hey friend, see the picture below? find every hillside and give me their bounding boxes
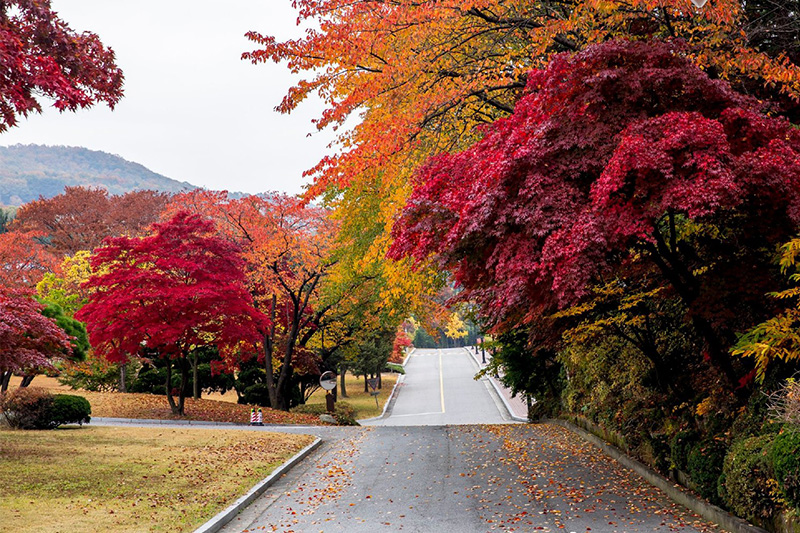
[0,145,197,206]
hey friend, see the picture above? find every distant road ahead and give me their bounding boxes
[363,347,514,426]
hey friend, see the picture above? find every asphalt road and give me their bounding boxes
[363,348,513,426]
[217,348,720,533]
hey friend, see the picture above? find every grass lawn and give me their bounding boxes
[305,372,399,419]
[0,426,314,532]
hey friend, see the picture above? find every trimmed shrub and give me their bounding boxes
[50,394,91,426]
[770,429,800,511]
[385,363,405,374]
[334,402,359,426]
[719,435,778,522]
[687,439,727,503]
[1,387,54,429]
[291,403,327,416]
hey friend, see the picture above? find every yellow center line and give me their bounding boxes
[439,351,446,413]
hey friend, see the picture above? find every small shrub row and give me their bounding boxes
[290,401,359,425]
[384,363,405,374]
[1,388,91,429]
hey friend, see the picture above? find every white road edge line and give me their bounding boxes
[439,351,446,413]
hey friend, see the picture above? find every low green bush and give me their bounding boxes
[670,429,699,472]
[687,439,727,504]
[719,435,778,522]
[334,402,359,426]
[50,394,91,427]
[0,387,54,429]
[770,428,800,511]
[385,363,405,374]
[291,403,327,416]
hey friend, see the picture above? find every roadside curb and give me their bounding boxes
[461,347,528,423]
[92,417,245,427]
[357,373,405,423]
[547,418,768,533]
[193,437,323,533]
[401,347,416,367]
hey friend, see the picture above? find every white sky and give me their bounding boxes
[0,1,341,195]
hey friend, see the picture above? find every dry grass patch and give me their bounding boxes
[306,372,399,419]
[0,426,314,532]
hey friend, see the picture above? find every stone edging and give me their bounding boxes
[193,437,323,533]
[546,418,768,533]
[461,347,528,423]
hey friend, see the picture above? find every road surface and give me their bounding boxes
[217,348,719,533]
[363,347,513,426]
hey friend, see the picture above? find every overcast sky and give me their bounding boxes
[0,1,341,195]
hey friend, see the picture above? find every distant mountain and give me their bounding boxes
[0,144,198,206]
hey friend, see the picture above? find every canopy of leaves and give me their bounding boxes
[0,287,72,375]
[0,0,123,132]
[391,39,800,321]
[13,187,169,256]
[76,212,266,363]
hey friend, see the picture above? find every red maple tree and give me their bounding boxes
[0,287,72,392]
[390,40,800,390]
[0,0,123,132]
[76,212,266,415]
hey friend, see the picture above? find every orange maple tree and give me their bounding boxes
[0,230,57,289]
[247,0,800,199]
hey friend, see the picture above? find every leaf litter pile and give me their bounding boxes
[75,389,321,425]
[0,426,314,532]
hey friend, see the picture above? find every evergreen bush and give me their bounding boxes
[687,439,727,504]
[770,429,800,511]
[719,435,778,522]
[50,394,91,427]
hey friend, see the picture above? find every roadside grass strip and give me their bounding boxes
[304,372,398,419]
[0,426,314,532]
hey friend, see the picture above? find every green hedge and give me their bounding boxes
[771,429,800,511]
[687,439,727,504]
[719,435,778,523]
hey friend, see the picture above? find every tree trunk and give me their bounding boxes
[20,375,35,387]
[119,363,127,393]
[339,364,348,398]
[1,371,11,392]
[377,371,382,390]
[178,358,188,416]
[364,374,369,393]
[165,360,179,415]
[192,352,199,400]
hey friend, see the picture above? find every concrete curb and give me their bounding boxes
[193,437,323,533]
[547,419,768,533]
[92,417,245,427]
[357,373,405,423]
[401,347,416,367]
[461,347,528,423]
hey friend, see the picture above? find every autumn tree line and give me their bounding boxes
[1,186,417,415]
[5,0,800,526]
[247,0,800,527]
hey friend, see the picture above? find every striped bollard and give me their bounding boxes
[250,408,256,425]
[257,408,263,426]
